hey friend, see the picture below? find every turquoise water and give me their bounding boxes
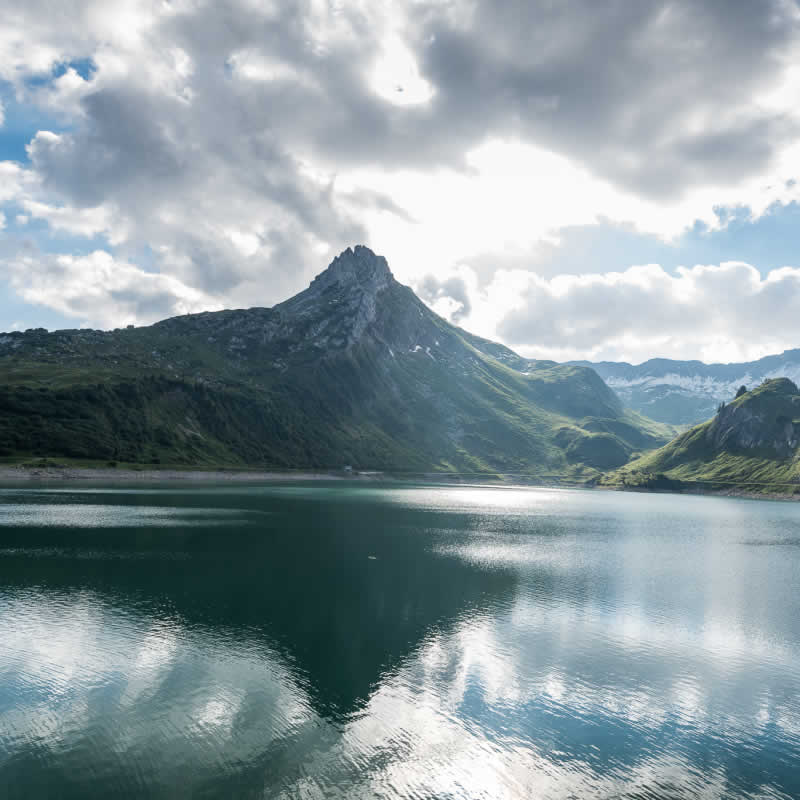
[0,483,799,798]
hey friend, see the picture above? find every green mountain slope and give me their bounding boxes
[605,378,800,493]
[0,246,674,476]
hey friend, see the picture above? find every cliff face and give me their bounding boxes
[276,245,395,347]
[706,379,800,458]
[609,378,800,494]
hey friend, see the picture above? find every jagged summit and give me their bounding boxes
[309,245,393,294]
[276,245,399,347]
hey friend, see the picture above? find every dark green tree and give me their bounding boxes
[735,385,747,398]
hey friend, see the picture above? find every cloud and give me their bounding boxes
[487,261,800,363]
[2,1,379,303]
[417,273,472,322]
[6,2,797,196]
[3,0,800,361]
[7,249,221,328]
[21,197,122,241]
[0,162,28,203]
[411,0,800,199]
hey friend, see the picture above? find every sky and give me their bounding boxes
[3,0,800,364]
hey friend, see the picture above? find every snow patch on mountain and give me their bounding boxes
[606,364,800,398]
[578,351,800,425]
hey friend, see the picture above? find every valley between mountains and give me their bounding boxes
[1,245,799,494]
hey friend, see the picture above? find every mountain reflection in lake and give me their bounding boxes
[0,484,798,799]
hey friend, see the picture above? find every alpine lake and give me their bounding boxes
[0,481,798,799]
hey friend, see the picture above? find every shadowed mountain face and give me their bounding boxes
[609,378,800,492]
[574,352,800,426]
[0,246,673,475]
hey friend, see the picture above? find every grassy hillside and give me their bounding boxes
[603,378,800,494]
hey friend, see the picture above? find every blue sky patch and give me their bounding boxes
[532,203,800,278]
[23,58,96,89]
[0,83,73,163]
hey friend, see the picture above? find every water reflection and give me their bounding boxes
[0,485,799,798]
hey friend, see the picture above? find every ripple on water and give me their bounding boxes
[0,503,261,527]
[0,485,799,799]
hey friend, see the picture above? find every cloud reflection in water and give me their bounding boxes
[0,485,798,799]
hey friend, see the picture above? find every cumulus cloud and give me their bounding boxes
[0,162,28,203]
[417,274,472,322]
[412,0,800,199]
[21,197,122,241]
[7,249,221,328]
[3,0,800,361]
[487,261,800,363]
[7,1,796,194]
[2,1,381,304]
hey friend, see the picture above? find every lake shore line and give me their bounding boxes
[2,465,798,501]
[0,464,585,486]
[599,483,800,502]
[0,465,357,483]
[684,486,800,502]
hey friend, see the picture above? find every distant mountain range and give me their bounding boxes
[607,378,800,495]
[0,246,673,477]
[572,352,800,426]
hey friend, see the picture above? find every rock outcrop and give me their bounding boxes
[706,378,800,457]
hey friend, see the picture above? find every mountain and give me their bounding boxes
[0,246,674,477]
[572,352,800,426]
[605,378,800,494]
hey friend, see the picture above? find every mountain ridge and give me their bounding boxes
[572,350,800,425]
[0,246,673,476]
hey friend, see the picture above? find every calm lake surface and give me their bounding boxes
[0,483,799,799]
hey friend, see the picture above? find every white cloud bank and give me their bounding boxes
[467,261,800,364]
[3,1,800,361]
[7,250,221,329]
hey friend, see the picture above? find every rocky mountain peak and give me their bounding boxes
[273,245,399,349]
[309,245,393,295]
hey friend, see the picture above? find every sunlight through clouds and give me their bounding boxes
[3,0,800,359]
